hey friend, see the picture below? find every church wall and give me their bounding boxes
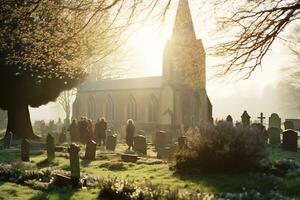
[75,88,160,125]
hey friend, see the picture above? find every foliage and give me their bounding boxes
[174,122,268,173]
[213,0,300,79]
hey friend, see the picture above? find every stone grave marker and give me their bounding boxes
[133,135,147,155]
[284,121,294,130]
[3,132,13,149]
[84,140,97,160]
[106,135,117,151]
[68,143,80,187]
[226,115,233,124]
[241,111,251,128]
[269,113,281,129]
[268,127,281,146]
[21,139,30,162]
[47,134,55,161]
[282,130,298,151]
[155,131,169,149]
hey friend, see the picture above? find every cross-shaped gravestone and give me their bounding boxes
[257,112,266,125]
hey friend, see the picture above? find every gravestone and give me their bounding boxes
[3,132,13,149]
[133,135,147,155]
[268,127,281,146]
[226,115,233,125]
[106,135,117,151]
[178,136,187,148]
[21,139,30,162]
[257,112,266,125]
[284,121,294,130]
[84,140,97,160]
[241,111,251,128]
[68,143,81,187]
[155,131,169,149]
[47,134,55,161]
[282,130,298,151]
[269,113,281,129]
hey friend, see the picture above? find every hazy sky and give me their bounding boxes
[30,0,299,123]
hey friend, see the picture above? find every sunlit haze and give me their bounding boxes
[30,0,299,123]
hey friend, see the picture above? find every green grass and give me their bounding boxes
[0,143,299,199]
[0,182,99,200]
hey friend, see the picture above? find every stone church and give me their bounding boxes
[73,0,213,132]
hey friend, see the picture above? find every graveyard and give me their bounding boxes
[0,111,300,200]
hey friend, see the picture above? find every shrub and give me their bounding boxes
[173,122,268,173]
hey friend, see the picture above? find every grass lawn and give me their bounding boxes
[0,142,299,199]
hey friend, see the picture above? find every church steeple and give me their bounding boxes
[171,0,196,41]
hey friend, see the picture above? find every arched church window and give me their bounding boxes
[88,96,97,120]
[105,96,114,120]
[148,95,159,122]
[127,96,137,120]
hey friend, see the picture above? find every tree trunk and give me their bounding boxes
[6,104,39,139]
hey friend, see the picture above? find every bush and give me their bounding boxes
[174,122,268,173]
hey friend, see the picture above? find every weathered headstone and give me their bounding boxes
[155,131,169,149]
[282,130,298,151]
[21,139,30,162]
[284,121,294,130]
[68,143,80,187]
[268,127,281,146]
[133,135,147,155]
[269,113,281,129]
[257,112,266,125]
[84,140,97,160]
[241,111,251,128]
[3,132,13,149]
[178,136,187,148]
[47,134,55,161]
[106,135,117,151]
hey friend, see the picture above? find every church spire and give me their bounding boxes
[171,0,196,41]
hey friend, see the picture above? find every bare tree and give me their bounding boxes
[212,0,300,79]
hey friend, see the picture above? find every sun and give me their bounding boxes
[126,24,169,77]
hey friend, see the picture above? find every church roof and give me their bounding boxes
[171,0,196,41]
[78,76,163,92]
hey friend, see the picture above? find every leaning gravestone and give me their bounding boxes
[21,139,30,162]
[268,127,281,146]
[134,135,147,155]
[241,111,251,128]
[282,130,298,151]
[3,132,13,149]
[106,135,117,151]
[68,143,80,187]
[155,131,169,149]
[47,134,55,161]
[269,113,281,130]
[84,140,97,160]
[284,121,294,130]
